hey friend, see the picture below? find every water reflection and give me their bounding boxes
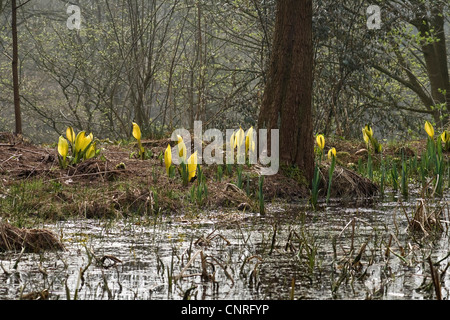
[0,196,449,300]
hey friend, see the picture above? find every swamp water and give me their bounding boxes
[1,193,450,300]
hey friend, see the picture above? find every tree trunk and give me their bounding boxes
[410,4,450,128]
[420,16,449,127]
[189,69,194,129]
[11,0,22,135]
[196,1,206,123]
[258,0,314,183]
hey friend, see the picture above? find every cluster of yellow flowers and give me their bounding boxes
[425,120,450,151]
[230,126,255,156]
[58,121,258,185]
[57,127,98,168]
[316,134,336,160]
[59,120,444,179]
[164,135,198,183]
[425,120,449,142]
[316,123,380,163]
[362,124,382,154]
[163,126,255,184]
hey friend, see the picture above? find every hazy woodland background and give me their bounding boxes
[0,0,449,143]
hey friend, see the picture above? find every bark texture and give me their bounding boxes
[258,0,314,182]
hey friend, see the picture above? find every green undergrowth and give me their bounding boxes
[348,140,450,199]
[0,161,280,227]
[0,178,184,228]
[3,136,445,228]
[280,164,309,187]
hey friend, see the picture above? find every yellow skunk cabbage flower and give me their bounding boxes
[230,131,237,149]
[132,122,145,158]
[362,128,369,145]
[316,134,325,151]
[441,130,450,151]
[84,133,93,151]
[177,135,187,162]
[364,125,373,139]
[85,141,96,160]
[66,126,75,145]
[132,122,141,141]
[245,126,255,154]
[84,142,96,159]
[75,131,90,153]
[362,124,382,154]
[328,147,336,160]
[424,121,434,138]
[164,144,172,174]
[235,127,245,150]
[187,151,198,182]
[58,136,69,161]
[74,131,95,160]
[441,130,450,143]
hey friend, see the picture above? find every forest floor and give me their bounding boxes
[0,131,429,225]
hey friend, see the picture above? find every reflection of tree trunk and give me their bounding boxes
[12,0,22,135]
[258,0,314,183]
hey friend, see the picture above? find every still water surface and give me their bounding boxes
[1,195,449,300]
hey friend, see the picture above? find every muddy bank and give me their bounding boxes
[0,221,64,252]
[0,132,380,224]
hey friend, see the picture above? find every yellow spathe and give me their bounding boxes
[441,130,450,143]
[235,127,245,150]
[246,126,255,154]
[164,144,172,174]
[316,134,325,150]
[364,125,373,139]
[187,151,198,182]
[132,122,141,141]
[230,131,237,149]
[425,121,434,138]
[66,127,75,145]
[328,147,336,160]
[362,128,369,144]
[58,136,69,160]
[177,135,187,161]
[75,131,89,153]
